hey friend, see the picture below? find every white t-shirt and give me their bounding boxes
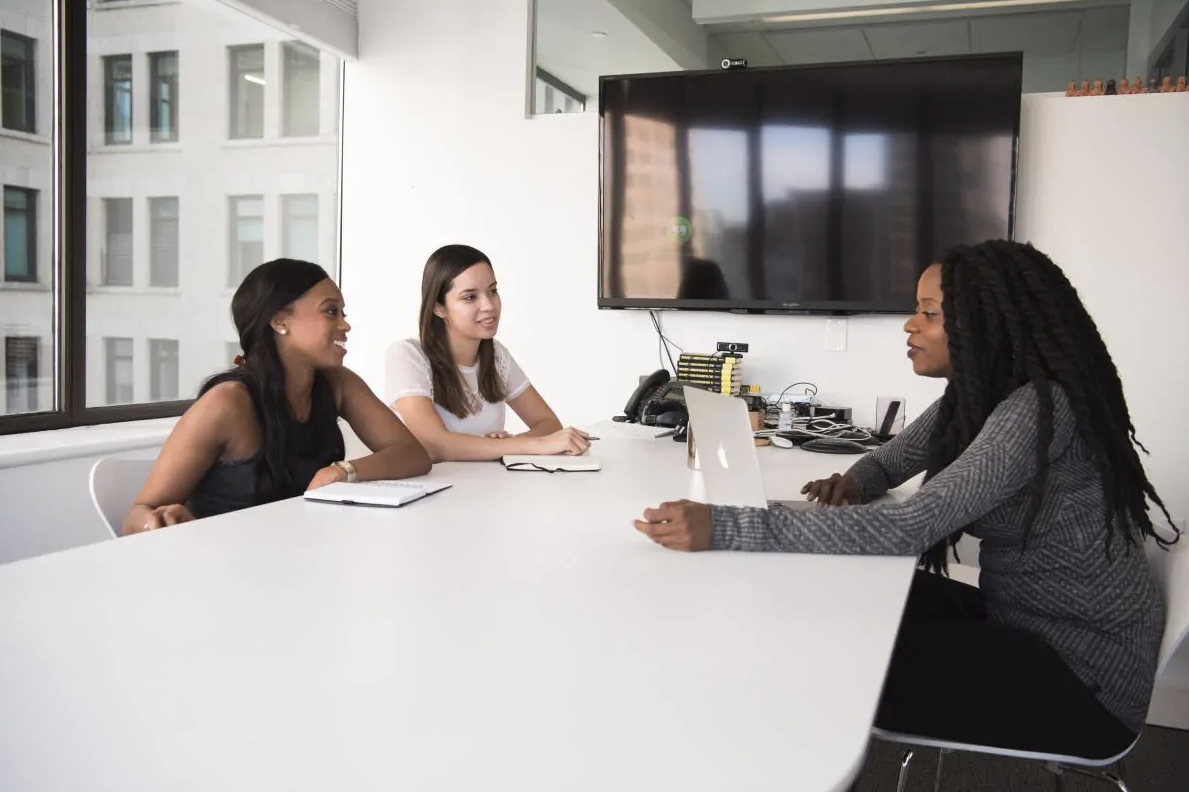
[387,338,531,437]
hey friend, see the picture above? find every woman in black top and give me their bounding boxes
[123,259,431,533]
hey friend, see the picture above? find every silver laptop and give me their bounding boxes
[682,386,816,511]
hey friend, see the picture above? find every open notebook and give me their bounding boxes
[501,454,601,473]
[303,478,452,508]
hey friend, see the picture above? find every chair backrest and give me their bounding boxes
[88,458,156,538]
[1148,530,1189,675]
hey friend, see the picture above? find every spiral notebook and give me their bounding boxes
[500,455,601,473]
[303,478,452,507]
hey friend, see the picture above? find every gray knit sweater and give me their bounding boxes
[710,383,1164,732]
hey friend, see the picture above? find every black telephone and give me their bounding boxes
[619,369,688,428]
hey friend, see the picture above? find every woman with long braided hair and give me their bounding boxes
[634,239,1179,757]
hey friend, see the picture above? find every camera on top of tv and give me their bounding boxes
[720,58,747,71]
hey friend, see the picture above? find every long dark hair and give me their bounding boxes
[418,244,506,418]
[920,240,1177,575]
[199,258,344,504]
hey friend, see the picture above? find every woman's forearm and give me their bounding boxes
[519,416,562,438]
[421,431,545,462]
[351,438,432,480]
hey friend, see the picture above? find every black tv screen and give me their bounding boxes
[598,54,1022,314]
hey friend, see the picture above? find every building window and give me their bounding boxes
[104,54,132,145]
[3,186,37,283]
[1,30,36,134]
[149,51,178,143]
[282,41,319,137]
[105,337,134,405]
[228,195,263,285]
[229,44,264,139]
[282,194,318,263]
[149,196,179,287]
[102,197,133,286]
[149,339,179,402]
[4,337,39,414]
[535,68,585,114]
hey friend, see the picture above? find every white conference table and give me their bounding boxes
[0,438,919,792]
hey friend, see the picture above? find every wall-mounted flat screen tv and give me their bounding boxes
[598,53,1023,314]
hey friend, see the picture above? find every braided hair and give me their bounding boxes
[920,240,1178,575]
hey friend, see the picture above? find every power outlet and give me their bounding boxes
[825,318,848,352]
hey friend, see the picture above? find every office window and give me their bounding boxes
[149,51,178,143]
[149,197,179,287]
[1,30,36,133]
[229,195,263,285]
[534,68,585,115]
[105,337,134,405]
[104,54,132,144]
[149,339,179,402]
[4,337,39,415]
[282,194,318,263]
[229,45,264,139]
[3,186,37,283]
[282,42,319,137]
[102,197,133,286]
[0,1,345,429]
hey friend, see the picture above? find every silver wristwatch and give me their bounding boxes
[331,460,357,483]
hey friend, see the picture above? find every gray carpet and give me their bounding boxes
[850,726,1189,791]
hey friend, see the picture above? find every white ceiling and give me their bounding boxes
[708,6,1130,65]
[536,0,683,99]
[534,0,1132,101]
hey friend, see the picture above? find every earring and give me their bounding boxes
[278,328,288,336]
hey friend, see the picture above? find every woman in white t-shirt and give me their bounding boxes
[387,244,590,462]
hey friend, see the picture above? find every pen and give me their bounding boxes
[587,436,600,441]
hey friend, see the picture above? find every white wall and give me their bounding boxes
[0,446,159,565]
[342,0,943,436]
[1014,92,1189,528]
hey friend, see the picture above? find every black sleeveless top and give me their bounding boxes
[186,373,345,519]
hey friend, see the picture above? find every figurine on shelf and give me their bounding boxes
[1160,76,1174,92]
[1149,78,1160,93]
[1176,76,1187,92]
[1090,79,1104,96]
[1080,80,1091,96]
[1105,79,1118,95]
[1065,80,1078,97]
[1118,78,1132,94]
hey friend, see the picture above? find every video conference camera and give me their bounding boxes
[720,58,748,71]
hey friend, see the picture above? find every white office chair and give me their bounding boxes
[88,458,156,538]
[875,534,1189,792]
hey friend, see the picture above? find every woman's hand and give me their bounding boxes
[307,464,348,491]
[531,427,591,456]
[132,504,196,533]
[633,500,713,551]
[801,473,860,507]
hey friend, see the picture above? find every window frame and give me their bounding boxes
[148,195,179,288]
[3,185,38,283]
[103,52,132,145]
[148,50,178,143]
[228,43,264,140]
[1,29,37,134]
[4,336,40,414]
[281,41,320,138]
[101,196,133,286]
[0,3,345,437]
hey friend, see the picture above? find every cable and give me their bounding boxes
[648,310,679,373]
[774,381,818,404]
